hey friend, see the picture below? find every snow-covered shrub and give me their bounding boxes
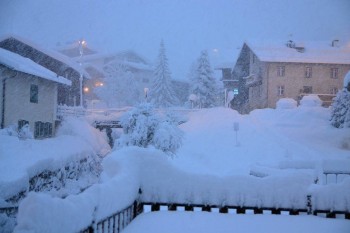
[276,98,297,109]
[299,95,322,107]
[117,104,183,154]
[330,88,350,128]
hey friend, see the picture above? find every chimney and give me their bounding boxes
[331,39,339,47]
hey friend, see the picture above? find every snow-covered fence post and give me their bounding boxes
[307,195,312,215]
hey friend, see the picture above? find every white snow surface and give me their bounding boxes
[11,106,350,232]
[0,118,110,200]
[300,95,323,107]
[0,47,71,85]
[123,212,350,233]
[276,98,297,109]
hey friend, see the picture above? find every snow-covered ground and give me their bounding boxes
[123,211,350,233]
[174,105,350,179]
[2,101,350,233]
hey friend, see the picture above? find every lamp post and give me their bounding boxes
[78,39,86,107]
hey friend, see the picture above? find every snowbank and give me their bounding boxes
[299,95,322,107]
[15,148,140,233]
[0,118,110,201]
[14,141,350,232]
[276,98,297,109]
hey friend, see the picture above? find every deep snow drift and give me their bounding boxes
[3,102,350,233]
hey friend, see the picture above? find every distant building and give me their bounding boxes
[0,48,71,138]
[230,40,350,113]
[56,44,154,108]
[0,35,90,107]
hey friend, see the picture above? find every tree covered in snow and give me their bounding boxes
[330,88,350,128]
[149,41,179,108]
[95,63,141,108]
[117,103,183,155]
[189,50,219,108]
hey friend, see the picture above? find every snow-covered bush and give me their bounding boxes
[299,95,322,107]
[330,88,350,128]
[276,98,297,109]
[117,104,183,154]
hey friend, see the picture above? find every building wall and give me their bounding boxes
[266,62,350,108]
[246,49,269,110]
[1,70,57,135]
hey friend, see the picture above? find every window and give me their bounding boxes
[330,87,338,95]
[277,66,285,77]
[303,86,313,94]
[30,84,38,103]
[18,120,29,131]
[305,66,312,78]
[35,121,52,138]
[331,68,339,79]
[277,85,285,96]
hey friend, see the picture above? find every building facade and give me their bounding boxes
[0,48,71,138]
[230,41,350,112]
[0,35,89,107]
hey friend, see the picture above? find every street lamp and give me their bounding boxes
[78,39,86,107]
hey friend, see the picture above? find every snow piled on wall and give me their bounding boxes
[0,117,110,201]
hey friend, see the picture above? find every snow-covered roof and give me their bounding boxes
[0,48,71,85]
[246,41,350,65]
[0,34,91,79]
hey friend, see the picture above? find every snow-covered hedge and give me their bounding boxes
[14,147,350,232]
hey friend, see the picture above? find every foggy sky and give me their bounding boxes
[0,0,349,80]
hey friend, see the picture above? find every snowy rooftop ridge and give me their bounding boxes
[246,40,350,65]
[0,48,71,85]
[0,34,91,79]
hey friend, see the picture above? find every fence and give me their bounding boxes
[78,193,350,233]
[80,201,142,233]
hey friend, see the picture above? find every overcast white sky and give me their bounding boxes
[0,0,349,80]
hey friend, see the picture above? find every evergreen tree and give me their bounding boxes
[149,41,179,108]
[330,88,350,128]
[190,50,218,108]
[95,63,141,107]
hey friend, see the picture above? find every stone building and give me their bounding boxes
[229,40,350,113]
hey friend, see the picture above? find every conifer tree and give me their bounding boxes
[190,50,218,108]
[330,88,350,128]
[149,41,179,107]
